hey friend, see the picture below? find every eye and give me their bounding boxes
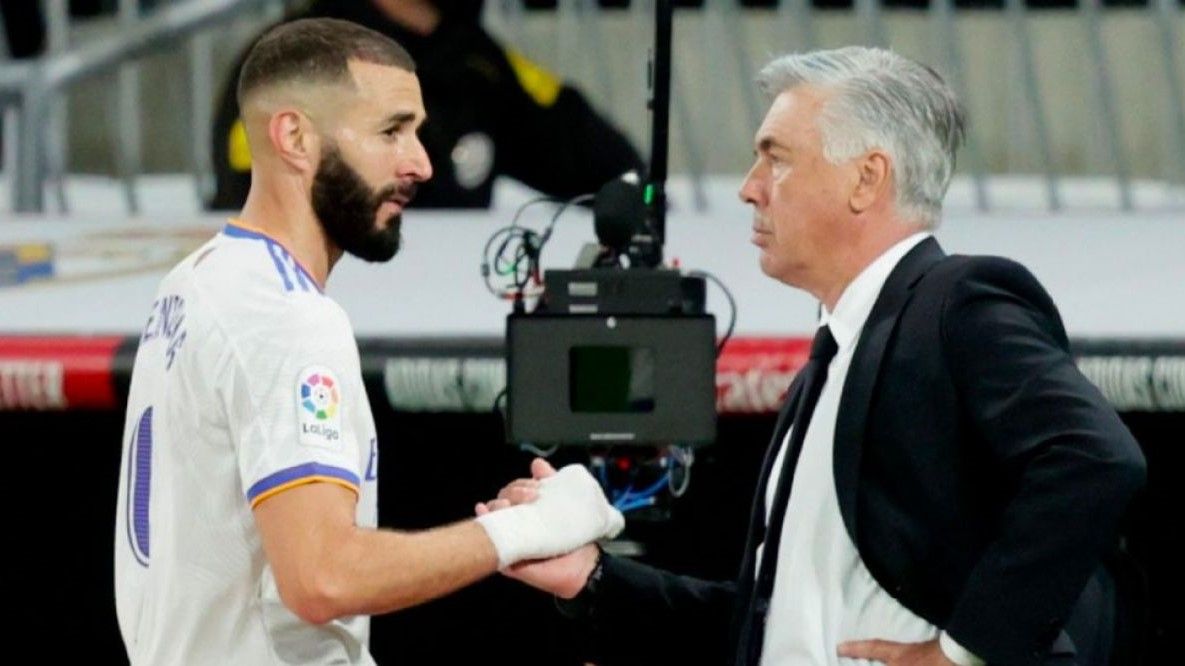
[382,121,410,139]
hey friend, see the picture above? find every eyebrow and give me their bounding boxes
[753,136,791,159]
[382,111,419,129]
[756,136,788,154]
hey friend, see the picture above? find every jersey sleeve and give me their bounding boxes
[220,300,365,509]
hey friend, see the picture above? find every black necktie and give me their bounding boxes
[736,324,839,666]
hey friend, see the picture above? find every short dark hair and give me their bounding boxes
[237,17,416,107]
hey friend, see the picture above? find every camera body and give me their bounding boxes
[506,268,718,447]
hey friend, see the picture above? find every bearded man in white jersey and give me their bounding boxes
[113,18,622,665]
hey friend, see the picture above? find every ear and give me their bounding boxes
[267,108,320,174]
[849,149,891,214]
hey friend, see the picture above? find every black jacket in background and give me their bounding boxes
[208,0,644,210]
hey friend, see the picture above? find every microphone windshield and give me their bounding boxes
[594,179,646,254]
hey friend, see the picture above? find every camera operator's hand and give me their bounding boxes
[475,459,623,567]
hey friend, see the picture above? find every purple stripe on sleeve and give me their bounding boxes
[246,462,361,503]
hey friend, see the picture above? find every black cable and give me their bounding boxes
[524,193,595,290]
[481,226,526,295]
[492,387,512,443]
[509,196,562,230]
[514,230,542,292]
[481,193,595,301]
[541,193,595,249]
[482,195,557,298]
[687,269,737,356]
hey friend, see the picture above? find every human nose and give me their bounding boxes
[400,135,433,183]
[739,160,765,207]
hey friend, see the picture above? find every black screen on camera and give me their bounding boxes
[569,345,656,413]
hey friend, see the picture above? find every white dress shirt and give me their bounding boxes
[756,232,983,666]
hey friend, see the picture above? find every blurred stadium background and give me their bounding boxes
[1,0,1182,664]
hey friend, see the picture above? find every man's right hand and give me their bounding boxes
[474,458,623,568]
[476,458,602,598]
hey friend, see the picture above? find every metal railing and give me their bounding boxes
[2,0,1183,214]
[0,0,283,213]
[484,0,1185,212]
[1157,0,1185,187]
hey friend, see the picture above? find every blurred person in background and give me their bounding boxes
[209,0,644,210]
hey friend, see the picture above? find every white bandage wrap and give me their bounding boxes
[476,464,625,568]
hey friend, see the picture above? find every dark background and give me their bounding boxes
[11,381,1179,664]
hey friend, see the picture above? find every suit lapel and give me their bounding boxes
[833,237,947,541]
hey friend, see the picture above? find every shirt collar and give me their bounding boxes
[222,218,325,293]
[820,232,932,350]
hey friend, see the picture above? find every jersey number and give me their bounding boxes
[125,407,153,567]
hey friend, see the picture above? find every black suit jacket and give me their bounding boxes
[567,239,1146,666]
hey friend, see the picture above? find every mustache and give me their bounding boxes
[374,182,419,209]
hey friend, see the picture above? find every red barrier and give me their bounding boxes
[2,335,1180,414]
[0,336,124,410]
[716,337,811,413]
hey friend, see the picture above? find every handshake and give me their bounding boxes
[474,459,622,597]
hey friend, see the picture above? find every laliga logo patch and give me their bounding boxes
[301,373,339,420]
[297,366,342,449]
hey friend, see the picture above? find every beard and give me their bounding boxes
[311,145,416,263]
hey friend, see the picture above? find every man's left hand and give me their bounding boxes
[837,638,956,665]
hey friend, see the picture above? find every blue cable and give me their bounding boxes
[625,473,670,502]
[612,486,634,507]
[613,472,671,509]
[617,496,657,513]
[606,456,674,510]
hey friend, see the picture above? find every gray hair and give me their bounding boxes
[756,47,965,229]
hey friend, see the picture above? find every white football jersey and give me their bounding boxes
[114,221,380,665]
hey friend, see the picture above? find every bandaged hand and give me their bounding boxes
[475,461,624,568]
